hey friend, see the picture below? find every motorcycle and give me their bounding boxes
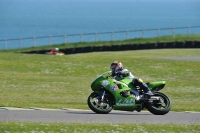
[87,71,171,115]
[46,51,65,56]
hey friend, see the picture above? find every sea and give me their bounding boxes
[0,0,200,49]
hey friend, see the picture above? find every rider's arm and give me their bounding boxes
[120,69,131,77]
[112,69,132,77]
[111,71,117,77]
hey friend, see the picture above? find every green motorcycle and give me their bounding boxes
[87,71,171,115]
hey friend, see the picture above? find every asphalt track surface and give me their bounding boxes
[0,108,200,124]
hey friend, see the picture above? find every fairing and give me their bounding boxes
[90,71,166,111]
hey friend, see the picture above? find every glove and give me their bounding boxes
[122,71,129,77]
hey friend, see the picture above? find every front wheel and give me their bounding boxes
[145,92,171,115]
[87,92,113,114]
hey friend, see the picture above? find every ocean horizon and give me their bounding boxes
[0,0,200,49]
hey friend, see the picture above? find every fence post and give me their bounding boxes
[49,36,52,46]
[126,30,129,40]
[95,33,98,42]
[4,39,7,50]
[188,26,190,37]
[19,38,22,48]
[157,28,160,42]
[172,28,175,38]
[157,28,160,38]
[64,34,67,45]
[33,37,36,47]
[80,34,82,42]
[111,32,114,41]
[142,29,145,38]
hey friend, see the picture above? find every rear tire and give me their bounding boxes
[87,92,113,114]
[145,92,171,115]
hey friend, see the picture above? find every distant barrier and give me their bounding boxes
[23,41,200,55]
[0,26,200,50]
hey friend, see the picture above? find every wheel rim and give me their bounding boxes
[89,94,112,111]
[150,93,170,110]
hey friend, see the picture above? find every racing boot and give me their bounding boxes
[144,90,153,95]
[133,78,153,96]
[143,84,153,96]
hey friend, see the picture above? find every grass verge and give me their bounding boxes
[0,122,200,133]
[0,48,200,111]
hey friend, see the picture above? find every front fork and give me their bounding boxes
[98,91,105,101]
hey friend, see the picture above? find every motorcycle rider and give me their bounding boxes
[49,48,59,55]
[110,61,153,95]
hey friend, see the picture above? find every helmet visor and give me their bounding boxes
[110,64,117,72]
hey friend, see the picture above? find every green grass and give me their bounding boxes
[0,49,200,111]
[0,122,200,133]
[1,37,200,132]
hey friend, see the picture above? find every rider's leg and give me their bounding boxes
[132,78,153,95]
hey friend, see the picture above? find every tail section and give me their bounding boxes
[146,81,166,92]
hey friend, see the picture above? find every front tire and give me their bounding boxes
[87,92,113,114]
[145,92,171,115]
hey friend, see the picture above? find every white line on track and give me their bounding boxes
[0,107,200,113]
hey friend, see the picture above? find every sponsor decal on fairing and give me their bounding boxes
[110,86,119,91]
[116,99,135,106]
[101,80,109,87]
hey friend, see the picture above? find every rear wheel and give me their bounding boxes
[87,92,113,114]
[145,92,171,115]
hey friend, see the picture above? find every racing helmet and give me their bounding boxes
[110,61,123,73]
[55,48,59,51]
